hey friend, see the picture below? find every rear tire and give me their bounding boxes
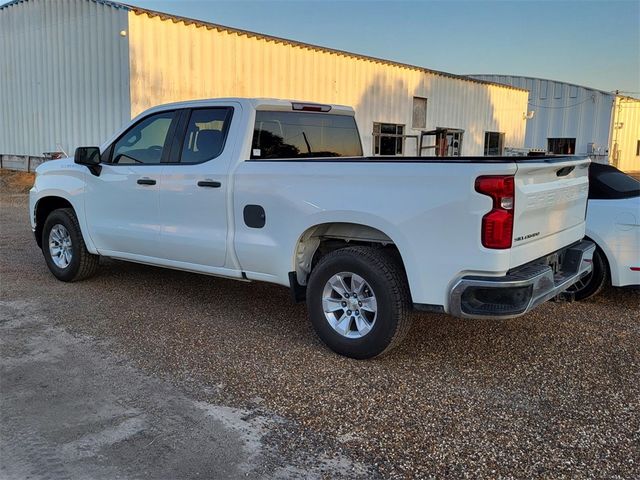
[42,208,99,282]
[566,246,608,301]
[306,246,411,359]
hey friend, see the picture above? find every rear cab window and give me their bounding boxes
[251,111,363,159]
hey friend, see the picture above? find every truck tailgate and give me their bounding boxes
[511,157,590,264]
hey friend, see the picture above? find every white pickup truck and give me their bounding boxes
[30,98,594,358]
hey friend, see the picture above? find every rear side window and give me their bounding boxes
[251,111,363,159]
[180,108,233,164]
[589,163,640,199]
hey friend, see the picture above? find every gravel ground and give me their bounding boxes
[2,182,639,479]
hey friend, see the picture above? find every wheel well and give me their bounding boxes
[293,223,405,287]
[585,236,610,279]
[34,197,74,248]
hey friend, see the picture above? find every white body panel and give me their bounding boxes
[28,160,97,253]
[30,98,590,312]
[510,158,590,266]
[586,198,640,287]
[84,163,164,258]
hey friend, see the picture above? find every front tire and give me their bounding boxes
[566,246,608,301]
[306,246,411,359]
[42,208,99,282]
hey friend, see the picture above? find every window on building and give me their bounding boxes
[412,97,427,129]
[547,138,576,155]
[636,139,640,156]
[180,108,233,163]
[373,123,404,155]
[484,132,505,156]
[251,111,363,159]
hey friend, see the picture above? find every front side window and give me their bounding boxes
[373,122,404,156]
[180,108,233,163]
[112,111,175,164]
[251,111,363,159]
[547,138,576,155]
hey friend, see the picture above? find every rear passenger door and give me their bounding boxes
[158,105,238,268]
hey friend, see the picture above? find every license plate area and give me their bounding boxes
[546,252,561,275]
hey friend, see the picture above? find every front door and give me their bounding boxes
[84,110,178,258]
[158,105,237,268]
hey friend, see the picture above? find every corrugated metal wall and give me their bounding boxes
[471,75,615,158]
[0,0,130,157]
[0,1,528,158]
[128,11,527,156]
[612,96,640,172]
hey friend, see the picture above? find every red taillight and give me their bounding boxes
[475,175,515,249]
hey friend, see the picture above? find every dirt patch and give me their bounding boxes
[0,169,35,194]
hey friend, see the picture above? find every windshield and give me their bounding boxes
[589,163,640,199]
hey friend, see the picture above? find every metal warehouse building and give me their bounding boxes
[0,0,529,159]
[471,75,640,172]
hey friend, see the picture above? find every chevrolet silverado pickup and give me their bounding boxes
[30,98,594,358]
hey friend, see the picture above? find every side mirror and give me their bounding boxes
[74,146,101,176]
[74,146,100,166]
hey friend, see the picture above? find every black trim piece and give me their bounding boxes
[556,166,575,177]
[137,178,156,185]
[243,205,266,228]
[246,155,590,164]
[288,271,307,303]
[100,145,113,164]
[413,303,445,313]
[165,109,190,163]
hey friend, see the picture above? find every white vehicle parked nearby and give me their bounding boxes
[567,163,640,300]
[30,98,595,358]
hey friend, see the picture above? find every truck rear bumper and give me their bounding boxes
[448,240,595,319]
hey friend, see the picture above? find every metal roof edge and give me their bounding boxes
[125,6,527,92]
[465,73,625,98]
